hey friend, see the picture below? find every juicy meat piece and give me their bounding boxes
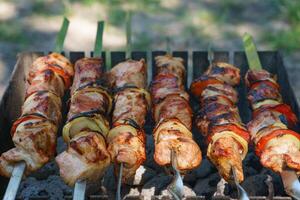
[248,82,282,106]
[28,53,74,88]
[153,94,192,130]
[245,69,278,88]
[205,62,240,86]
[71,57,104,95]
[26,69,65,98]
[153,119,202,171]
[201,84,238,104]
[247,110,287,142]
[260,133,300,174]
[155,55,186,83]
[22,91,62,125]
[107,125,146,181]
[196,103,241,136]
[56,131,111,186]
[112,88,150,127]
[151,73,189,104]
[0,116,57,177]
[108,59,147,89]
[68,86,112,120]
[207,136,244,182]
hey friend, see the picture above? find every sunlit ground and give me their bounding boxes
[0,0,300,100]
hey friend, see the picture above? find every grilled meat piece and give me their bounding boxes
[248,82,282,107]
[0,115,57,177]
[70,58,104,95]
[28,53,74,88]
[153,94,192,130]
[68,85,112,120]
[22,91,62,125]
[245,69,278,88]
[153,119,202,170]
[56,131,110,186]
[208,135,244,182]
[205,62,240,86]
[152,55,202,171]
[107,124,146,181]
[108,59,147,89]
[112,88,150,127]
[26,69,65,98]
[201,84,238,105]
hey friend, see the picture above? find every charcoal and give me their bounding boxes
[193,173,221,197]
[184,158,216,185]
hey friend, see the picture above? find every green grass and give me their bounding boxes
[0,21,28,45]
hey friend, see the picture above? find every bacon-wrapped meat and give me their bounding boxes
[56,57,112,186]
[246,69,300,174]
[106,59,148,182]
[152,55,202,172]
[190,62,249,182]
[0,53,73,177]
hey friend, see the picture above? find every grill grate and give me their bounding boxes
[0,51,298,200]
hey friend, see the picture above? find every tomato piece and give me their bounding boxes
[190,77,223,98]
[255,129,300,157]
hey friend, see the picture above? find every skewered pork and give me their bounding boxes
[106,59,148,182]
[246,69,300,174]
[190,62,249,182]
[56,57,111,186]
[0,53,73,177]
[152,54,202,171]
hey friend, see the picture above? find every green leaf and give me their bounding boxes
[243,33,262,70]
[54,17,70,53]
[94,21,104,58]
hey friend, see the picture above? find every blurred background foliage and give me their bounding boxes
[1,0,300,99]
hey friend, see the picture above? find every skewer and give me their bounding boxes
[116,162,124,200]
[231,167,249,200]
[72,20,105,200]
[115,11,132,200]
[2,17,70,200]
[3,162,26,200]
[163,38,184,199]
[167,149,184,200]
[243,32,300,200]
[207,44,250,200]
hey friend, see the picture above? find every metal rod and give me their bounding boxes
[116,162,123,200]
[3,162,26,200]
[281,169,300,200]
[232,166,249,200]
[167,150,183,200]
[73,180,87,200]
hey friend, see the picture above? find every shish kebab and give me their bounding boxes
[55,22,111,200]
[243,33,300,199]
[151,54,202,198]
[0,18,73,200]
[190,51,251,196]
[107,58,149,197]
